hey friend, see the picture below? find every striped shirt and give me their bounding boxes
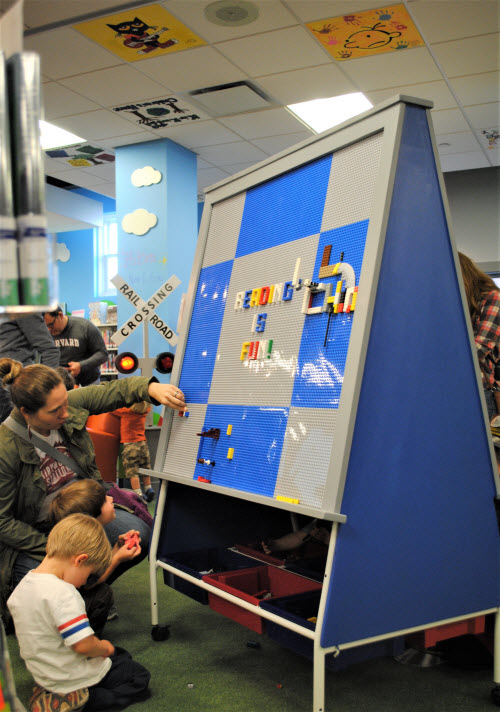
[7,571,111,693]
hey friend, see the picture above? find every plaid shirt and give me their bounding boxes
[473,289,500,391]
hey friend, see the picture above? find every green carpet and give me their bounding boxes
[7,555,495,711]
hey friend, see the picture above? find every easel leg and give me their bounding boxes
[149,480,170,641]
[313,639,326,712]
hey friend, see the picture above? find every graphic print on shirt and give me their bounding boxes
[35,435,75,493]
[54,338,80,348]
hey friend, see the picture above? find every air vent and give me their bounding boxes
[189,80,271,117]
[205,1,259,26]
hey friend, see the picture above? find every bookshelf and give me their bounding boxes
[99,323,118,378]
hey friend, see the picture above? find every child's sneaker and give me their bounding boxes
[106,604,118,621]
[29,685,89,712]
[144,487,155,502]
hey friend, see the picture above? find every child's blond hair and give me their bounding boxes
[46,513,112,579]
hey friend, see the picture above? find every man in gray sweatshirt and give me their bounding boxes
[0,314,60,422]
[44,307,108,387]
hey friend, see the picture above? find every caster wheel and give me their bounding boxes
[491,684,500,706]
[151,624,170,641]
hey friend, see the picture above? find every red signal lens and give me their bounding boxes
[155,351,174,374]
[115,352,139,374]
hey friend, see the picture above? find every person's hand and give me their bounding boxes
[148,382,187,412]
[114,531,142,560]
[67,361,81,377]
[118,529,140,546]
[101,639,115,657]
[261,540,273,555]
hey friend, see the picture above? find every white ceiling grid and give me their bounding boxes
[7,0,498,199]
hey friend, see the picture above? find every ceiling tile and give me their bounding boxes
[197,157,214,170]
[54,167,109,187]
[449,71,500,106]
[216,26,329,76]
[148,120,242,147]
[164,0,297,43]
[439,151,489,171]
[463,102,500,129]
[24,27,120,79]
[56,109,143,140]
[431,107,471,134]
[287,1,381,23]
[79,162,116,180]
[92,183,116,198]
[486,148,500,166]
[251,131,315,154]
[44,166,75,179]
[218,107,308,139]
[434,130,482,154]
[198,167,231,191]
[340,47,441,91]
[221,161,264,174]
[256,64,357,105]
[410,1,500,43]
[42,82,102,119]
[365,79,458,112]
[196,141,269,165]
[58,65,168,107]
[44,155,78,174]
[100,132,157,149]
[23,0,128,29]
[432,33,499,77]
[135,46,245,93]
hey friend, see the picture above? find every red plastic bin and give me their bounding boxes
[202,565,322,634]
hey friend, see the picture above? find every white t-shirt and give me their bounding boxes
[7,572,111,693]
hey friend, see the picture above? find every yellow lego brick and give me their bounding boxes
[276,495,300,504]
[226,424,232,436]
[227,447,234,459]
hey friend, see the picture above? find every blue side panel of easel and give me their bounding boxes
[321,105,499,647]
[178,260,233,403]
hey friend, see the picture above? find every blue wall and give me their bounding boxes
[56,188,116,315]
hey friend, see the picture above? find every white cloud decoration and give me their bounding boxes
[121,208,158,236]
[131,166,162,187]
[55,242,70,262]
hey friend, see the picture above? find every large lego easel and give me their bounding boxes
[146,96,500,711]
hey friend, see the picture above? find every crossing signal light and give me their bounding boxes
[115,352,139,375]
[155,351,174,374]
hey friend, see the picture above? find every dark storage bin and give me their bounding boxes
[203,565,322,634]
[161,547,262,604]
[285,556,326,582]
[261,590,404,670]
[232,542,285,566]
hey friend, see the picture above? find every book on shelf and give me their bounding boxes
[88,301,108,325]
[106,304,117,324]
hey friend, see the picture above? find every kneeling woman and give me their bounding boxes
[0,358,186,620]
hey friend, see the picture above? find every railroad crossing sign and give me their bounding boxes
[111,274,181,347]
